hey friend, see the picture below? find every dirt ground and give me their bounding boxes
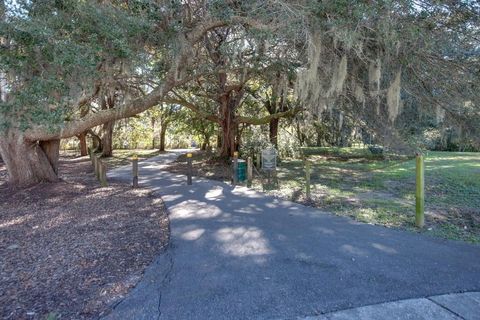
[164,152,232,182]
[0,155,169,319]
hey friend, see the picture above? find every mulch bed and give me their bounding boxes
[0,155,169,319]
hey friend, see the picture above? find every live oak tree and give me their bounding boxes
[150,104,182,152]
[1,0,478,186]
[0,1,161,185]
[164,24,302,156]
[0,0,287,185]
[295,0,480,151]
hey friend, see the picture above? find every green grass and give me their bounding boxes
[253,149,480,243]
[301,146,375,157]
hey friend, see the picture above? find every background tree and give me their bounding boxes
[166,23,302,156]
[0,0,279,185]
[296,0,479,151]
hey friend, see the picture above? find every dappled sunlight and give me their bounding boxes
[215,227,273,257]
[180,228,206,241]
[265,202,279,209]
[85,149,480,319]
[205,187,226,200]
[162,194,183,202]
[371,243,397,254]
[313,226,335,235]
[0,214,33,229]
[170,200,222,220]
[234,204,264,214]
[340,244,368,257]
[232,186,267,199]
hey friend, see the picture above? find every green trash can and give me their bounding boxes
[233,159,246,182]
[237,160,246,182]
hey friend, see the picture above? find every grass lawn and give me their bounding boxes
[253,150,480,243]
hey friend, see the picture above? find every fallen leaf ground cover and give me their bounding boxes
[0,155,169,319]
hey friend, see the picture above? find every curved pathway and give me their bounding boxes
[105,151,480,320]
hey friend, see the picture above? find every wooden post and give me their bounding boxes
[247,156,253,187]
[89,149,95,167]
[186,153,193,185]
[132,155,139,188]
[94,155,101,179]
[233,151,239,186]
[305,160,311,200]
[91,153,95,174]
[256,152,261,169]
[99,161,108,187]
[415,153,425,228]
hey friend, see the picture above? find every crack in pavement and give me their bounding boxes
[157,247,175,320]
[427,297,467,320]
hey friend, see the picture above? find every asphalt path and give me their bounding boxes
[105,150,480,320]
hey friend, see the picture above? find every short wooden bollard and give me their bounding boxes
[415,153,425,228]
[99,162,108,187]
[247,157,253,187]
[91,152,96,170]
[94,155,101,179]
[232,151,239,186]
[89,149,95,166]
[132,155,139,188]
[305,160,311,200]
[186,153,193,185]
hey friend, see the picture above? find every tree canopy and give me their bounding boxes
[0,0,479,185]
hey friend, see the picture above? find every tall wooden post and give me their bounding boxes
[305,160,311,200]
[256,152,261,169]
[90,150,95,167]
[233,151,239,186]
[247,157,253,187]
[132,155,139,188]
[186,153,193,185]
[94,155,101,179]
[99,162,108,187]
[415,153,425,228]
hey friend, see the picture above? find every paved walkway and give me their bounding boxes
[304,292,480,319]
[105,151,480,320]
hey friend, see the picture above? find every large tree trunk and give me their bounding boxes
[89,130,102,151]
[216,130,222,148]
[201,134,211,151]
[316,131,322,147]
[101,121,114,157]
[219,102,236,157]
[0,130,59,186]
[159,123,167,152]
[78,132,88,156]
[269,118,279,148]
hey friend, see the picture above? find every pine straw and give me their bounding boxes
[0,156,169,319]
